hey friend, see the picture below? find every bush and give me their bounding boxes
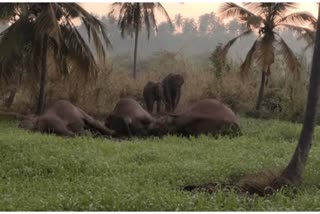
[0,51,312,123]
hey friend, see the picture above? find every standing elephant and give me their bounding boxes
[143,81,163,114]
[148,99,241,137]
[105,98,155,138]
[1,100,115,137]
[161,73,184,112]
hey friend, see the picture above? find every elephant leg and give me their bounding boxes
[169,89,175,112]
[165,102,170,112]
[121,118,133,138]
[173,89,181,112]
[145,98,153,113]
[84,117,115,136]
[78,108,115,136]
[156,101,160,114]
[163,87,171,112]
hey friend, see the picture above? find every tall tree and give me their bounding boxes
[182,18,197,35]
[109,3,172,79]
[0,3,111,114]
[219,3,316,110]
[174,13,183,29]
[277,4,320,187]
[238,3,320,195]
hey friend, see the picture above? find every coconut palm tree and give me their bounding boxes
[109,3,172,79]
[174,13,183,29]
[0,3,111,114]
[278,4,320,187]
[237,4,320,195]
[219,3,316,110]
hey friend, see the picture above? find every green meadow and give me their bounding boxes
[1,118,320,211]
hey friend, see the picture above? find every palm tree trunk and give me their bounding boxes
[36,34,48,115]
[4,88,16,109]
[280,5,320,186]
[265,66,271,86]
[133,26,139,79]
[256,69,267,110]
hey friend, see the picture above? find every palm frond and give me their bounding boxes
[154,3,173,26]
[0,16,33,59]
[219,29,254,61]
[281,23,315,44]
[240,39,259,78]
[60,3,112,60]
[277,11,317,26]
[278,37,301,80]
[303,41,314,52]
[0,3,21,22]
[219,3,262,28]
[142,4,152,39]
[270,3,297,18]
[61,19,98,76]
[33,4,62,49]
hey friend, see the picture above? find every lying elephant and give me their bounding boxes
[1,100,115,137]
[148,99,241,137]
[105,98,154,137]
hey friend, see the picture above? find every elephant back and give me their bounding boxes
[112,98,153,122]
[187,99,237,123]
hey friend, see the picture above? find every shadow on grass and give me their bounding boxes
[182,169,298,197]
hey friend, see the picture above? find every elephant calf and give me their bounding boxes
[105,98,155,137]
[15,100,114,137]
[148,99,241,137]
[161,73,184,112]
[143,81,163,114]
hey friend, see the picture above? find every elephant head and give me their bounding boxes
[173,74,184,87]
[105,113,132,137]
[18,116,38,131]
[147,114,178,136]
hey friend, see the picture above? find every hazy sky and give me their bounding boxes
[80,2,318,22]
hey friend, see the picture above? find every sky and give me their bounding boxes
[80,2,318,23]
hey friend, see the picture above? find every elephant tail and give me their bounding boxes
[0,110,30,121]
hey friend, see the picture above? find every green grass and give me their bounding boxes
[1,118,320,211]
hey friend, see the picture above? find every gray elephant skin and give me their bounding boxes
[12,100,114,137]
[148,98,241,137]
[161,73,184,112]
[105,98,154,137]
[143,81,163,114]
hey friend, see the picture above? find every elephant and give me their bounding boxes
[143,81,163,114]
[105,98,155,138]
[148,98,241,137]
[1,100,115,137]
[161,73,184,112]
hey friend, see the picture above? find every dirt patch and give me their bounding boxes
[182,169,294,196]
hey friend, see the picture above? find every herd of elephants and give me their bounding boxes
[5,73,241,139]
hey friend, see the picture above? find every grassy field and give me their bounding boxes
[1,118,320,211]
